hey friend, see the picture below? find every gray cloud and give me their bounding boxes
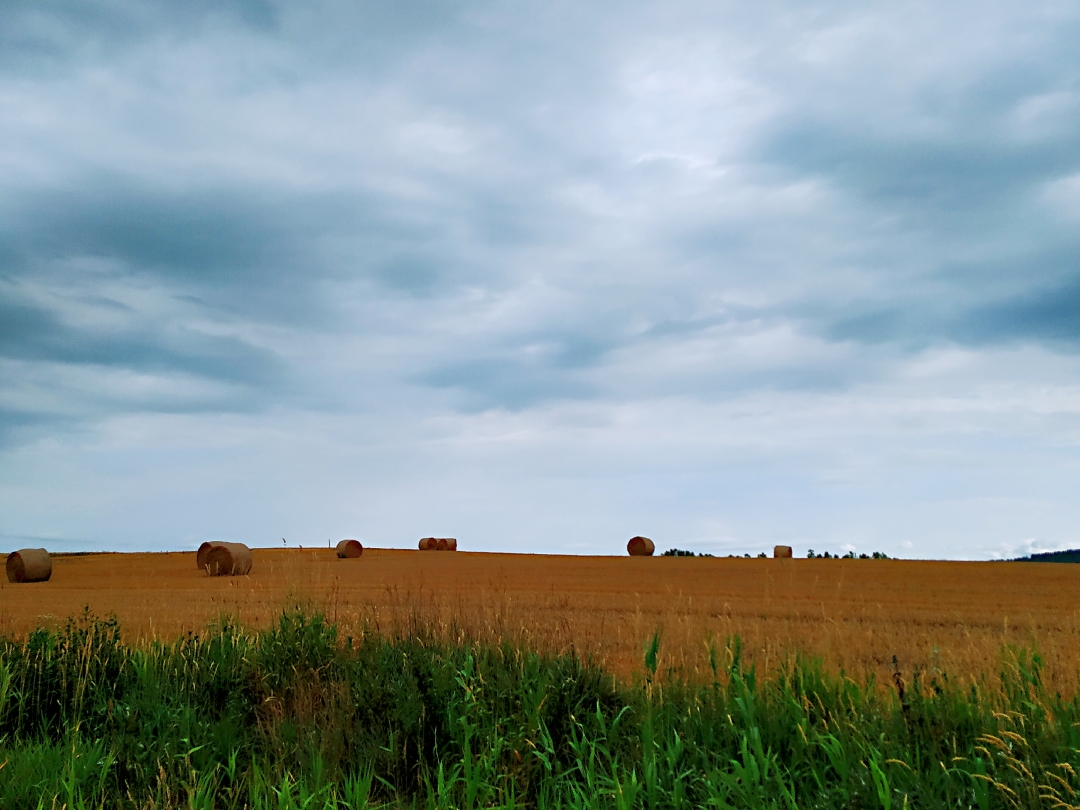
[0,405,67,450]
[0,0,277,70]
[0,298,281,384]
[2,0,1080,556]
[962,279,1080,347]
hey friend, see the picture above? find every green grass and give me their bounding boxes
[2,609,1079,808]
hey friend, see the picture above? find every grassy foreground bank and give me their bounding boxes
[1,610,1078,809]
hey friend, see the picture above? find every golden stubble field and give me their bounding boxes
[3,548,1079,693]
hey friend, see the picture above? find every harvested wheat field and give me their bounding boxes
[2,548,1078,692]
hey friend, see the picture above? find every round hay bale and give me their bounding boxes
[436,538,449,551]
[445,537,458,551]
[6,548,52,583]
[336,539,363,558]
[419,537,436,551]
[627,536,655,556]
[197,541,215,570]
[773,545,793,559]
[204,542,252,576]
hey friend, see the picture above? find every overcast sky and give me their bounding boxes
[2,1,1079,559]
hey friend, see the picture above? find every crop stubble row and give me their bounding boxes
[2,548,1078,693]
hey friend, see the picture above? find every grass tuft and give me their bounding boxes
[2,608,1079,808]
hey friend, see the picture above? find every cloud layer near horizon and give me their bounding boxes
[2,1,1079,558]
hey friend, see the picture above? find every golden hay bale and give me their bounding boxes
[204,542,252,576]
[627,536,655,556]
[6,548,52,583]
[336,539,363,558]
[773,545,793,559]
[419,537,436,551]
[436,538,449,551]
[196,541,215,570]
[444,538,458,551]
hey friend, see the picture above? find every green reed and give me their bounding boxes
[1,608,1079,809]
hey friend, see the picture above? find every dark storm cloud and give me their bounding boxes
[739,4,1080,356]
[962,279,1080,347]
[0,406,66,450]
[0,183,308,401]
[777,116,1080,351]
[0,0,485,87]
[11,186,296,280]
[1,175,487,316]
[0,0,277,71]
[419,328,617,409]
[0,298,281,385]
[819,232,1080,351]
[767,126,1078,223]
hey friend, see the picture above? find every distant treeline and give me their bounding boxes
[808,550,890,560]
[661,549,891,559]
[1010,548,1080,563]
